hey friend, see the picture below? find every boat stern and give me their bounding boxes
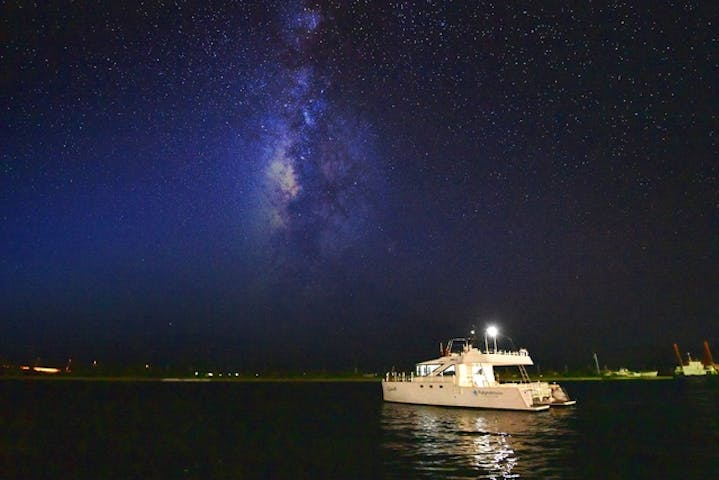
[547,383,576,406]
[527,382,576,407]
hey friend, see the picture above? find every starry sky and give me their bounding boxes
[2,1,717,371]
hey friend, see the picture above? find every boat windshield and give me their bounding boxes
[447,338,468,354]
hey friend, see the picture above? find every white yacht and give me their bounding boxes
[382,328,576,412]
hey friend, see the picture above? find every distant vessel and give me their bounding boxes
[19,357,72,375]
[382,327,576,412]
[673,342,718,377]
[604,368,658,378]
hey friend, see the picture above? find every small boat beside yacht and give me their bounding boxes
[382,327,576,412]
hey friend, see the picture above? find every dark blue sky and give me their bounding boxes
[2,1,717,371]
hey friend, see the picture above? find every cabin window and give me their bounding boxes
[441,365,455,376]
[415,364,440,376]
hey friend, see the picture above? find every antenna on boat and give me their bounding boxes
[502,335,517,350]
[468,325,477,347]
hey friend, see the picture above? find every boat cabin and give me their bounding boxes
[411,337,534,388]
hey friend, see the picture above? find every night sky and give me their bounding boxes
[2,1,717,372]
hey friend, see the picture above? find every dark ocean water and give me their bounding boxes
[1,379,717,479]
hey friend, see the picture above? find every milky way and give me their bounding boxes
[253,3,382,279]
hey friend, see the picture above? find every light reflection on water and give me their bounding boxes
[381,403,577,479]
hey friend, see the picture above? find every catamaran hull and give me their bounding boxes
[382,381,550,411]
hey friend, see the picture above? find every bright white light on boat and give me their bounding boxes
[486,326,498,337]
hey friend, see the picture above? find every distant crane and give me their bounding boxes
[703,341,718,370]
[592,353,601,376]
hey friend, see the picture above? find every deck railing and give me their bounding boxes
[384,372,462,383]
[384,372,413,382]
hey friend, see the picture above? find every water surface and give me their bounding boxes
[1,379,717,478]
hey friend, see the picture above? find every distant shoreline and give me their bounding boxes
[0,375,381,383]
[0,375,674,383]
[539,376,673,382]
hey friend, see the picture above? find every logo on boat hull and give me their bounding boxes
[472,389,502,396]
